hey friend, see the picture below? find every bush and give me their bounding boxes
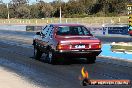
[64,14,88,18]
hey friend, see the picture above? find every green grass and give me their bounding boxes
[111,45,132,51]
[0,16,128,25]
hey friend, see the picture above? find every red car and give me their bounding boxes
[33,24,102,64]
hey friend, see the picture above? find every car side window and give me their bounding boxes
[82,26,90,35]
[78,27,83,35]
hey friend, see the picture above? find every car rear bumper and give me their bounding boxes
[54,50,102,58]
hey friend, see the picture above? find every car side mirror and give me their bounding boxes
[36,32,41,35]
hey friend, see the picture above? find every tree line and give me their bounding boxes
[0,0,130,19]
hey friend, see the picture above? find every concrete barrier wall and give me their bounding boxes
[0,25,26,31]
[26,26,42,31]
[0,25,43,32]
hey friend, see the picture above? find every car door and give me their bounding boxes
[46,25,55,50]
[40,25,51,52]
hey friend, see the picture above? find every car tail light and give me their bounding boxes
[91,44,101,49]
[99,44,101,48]
[57,44,70,50]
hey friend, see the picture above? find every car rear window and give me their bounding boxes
[56,26,90,36]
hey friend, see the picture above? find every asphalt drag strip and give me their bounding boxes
[0,40,132,88]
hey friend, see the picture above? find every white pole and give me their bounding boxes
[58,0,62,23]
[7,3,10,19]
[59,5,62,23]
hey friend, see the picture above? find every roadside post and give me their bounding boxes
[127,4,132,36]
[102,24,107,35]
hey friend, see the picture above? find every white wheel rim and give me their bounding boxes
[49,52,52,62]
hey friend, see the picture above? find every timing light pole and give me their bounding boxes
[60,4,62,23]
[59,0,62,23]
[7,3,10,19]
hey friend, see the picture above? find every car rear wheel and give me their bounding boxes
[86,56,96,64]
[46,51,56,64]
[34,48,42,60]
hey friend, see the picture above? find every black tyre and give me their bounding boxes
[86,56,96,64]
[34,48,43,60]
[43,53,49,63]
[46,51,56,64]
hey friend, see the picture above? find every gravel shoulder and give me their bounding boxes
[0,67,40,88]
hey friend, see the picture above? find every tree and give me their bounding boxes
[9,0,30,18]
[41,3,53,17]
[63,0,85,17]
[0,0,130,18]
[0,4,8,18]
[30,4,39,18]
[16,5,30,18]
[51,0,65,17]
[11,0,28,5]
[37,1,53,18]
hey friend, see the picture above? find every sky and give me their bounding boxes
[2,0,69,3]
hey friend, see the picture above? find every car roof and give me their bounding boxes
[49,23,84,27]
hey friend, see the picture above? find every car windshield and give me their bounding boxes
[56,26,91,36]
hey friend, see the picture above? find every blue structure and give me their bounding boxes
[103,24,129,35]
